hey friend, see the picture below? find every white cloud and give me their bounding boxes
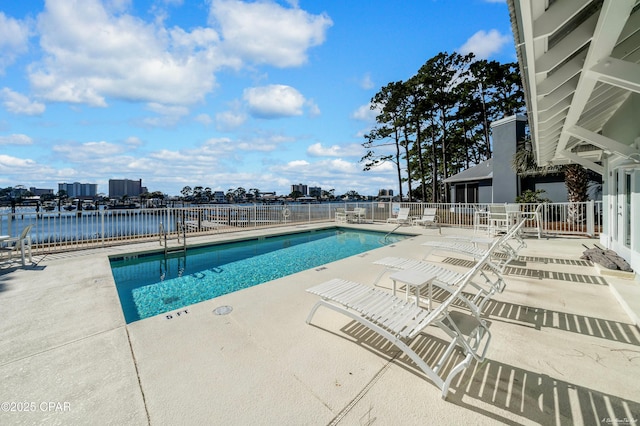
[213,134,286,152]
[141,116,180,128]
[210,0,332,68]
[306,99,321,117]
[273,158,358,176]
[0,154,38,170]
[52,141,127,162]
[23,0,332,112]
[459,29,511,59]
[269,158,382,195]
[1,88,45,115]
[30,0,225,106]
[307,143,363,158]
[326,158,356,173]
[360,72,374,90]
[0,134,33,146]
[0,12,31,74]
[243,84,305,118]
[146,103,189,117]
[195,113,213,126]
[199,137,238,156]
[124,136,143,147]
[366,160,395,172]
[147,135,283,173]
[308,143,339,157]
[215,110,247,130]
[104,0,133,13]
[0,155,74,189]
[351,103,379,122]
[287,160,309,168]
[140,102,190,127]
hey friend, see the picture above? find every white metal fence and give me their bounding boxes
[0,201,603,255]
[382,201,603,237]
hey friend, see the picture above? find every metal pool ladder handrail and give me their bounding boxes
[159,222,166,249]
[381,223,403,244]
[159,222,187,255]
[176,222,187,253]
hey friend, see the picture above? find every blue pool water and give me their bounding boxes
[110,227,409,323]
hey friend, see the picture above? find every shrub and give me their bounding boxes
[515,189,550,204]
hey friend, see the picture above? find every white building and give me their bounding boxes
[508,0,640,275]
[58,182,98,198]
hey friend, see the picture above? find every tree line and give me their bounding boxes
[361,51,525,203]
[179,186,367,203]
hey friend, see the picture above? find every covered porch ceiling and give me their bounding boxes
[508,0,640,174]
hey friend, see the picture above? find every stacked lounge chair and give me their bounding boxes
[305,229,519,399]
[421,221,527,275]
[372,256,497,319]
[373,219,527,320]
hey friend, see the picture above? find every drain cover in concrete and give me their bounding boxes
[213,305,233,315]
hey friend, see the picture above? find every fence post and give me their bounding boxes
[98,209,103,248]
[7,212,12,236]
[586,200,595,237]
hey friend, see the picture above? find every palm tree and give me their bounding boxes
[564,164,588,224]
[181,186,192,200]
[343,190,362,200]
[249,188,260,201]
[512,136,589,224]
[193,186,204,203]
[322,189,335,201]
[511,136,553,176]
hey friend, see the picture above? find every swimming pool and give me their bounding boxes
[110,227,409,323]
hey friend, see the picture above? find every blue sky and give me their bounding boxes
[0,0,515,197]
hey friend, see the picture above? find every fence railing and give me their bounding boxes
[0,201,602,255]
[383,201,603,237]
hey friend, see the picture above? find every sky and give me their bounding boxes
[0,0,516,198]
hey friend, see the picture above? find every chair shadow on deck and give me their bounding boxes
[416,286,640,346]
[441,257,609,285]
[0,256,47,276]
[338,321,640,425]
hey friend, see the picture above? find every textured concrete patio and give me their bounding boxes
[1,222,639,425]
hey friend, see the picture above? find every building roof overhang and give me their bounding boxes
[444,159,493,183]
[508,0,640,174]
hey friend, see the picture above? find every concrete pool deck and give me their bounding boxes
[1,222,639,425]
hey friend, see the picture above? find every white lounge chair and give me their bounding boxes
[0,225,33,266]
[412,208,440,233]
[335,208,347,223]
[419,219,527,303]
[488,204,508,236]
[372,256,501,318]
[519,203,543,239]
[422,219,527,274]
[305,237,505,399]
[352,207,367,223]
[386,207,411,225]
[473,206,489,234]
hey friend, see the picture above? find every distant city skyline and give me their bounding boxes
[5,179,392,199]
[0,0,515,197]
